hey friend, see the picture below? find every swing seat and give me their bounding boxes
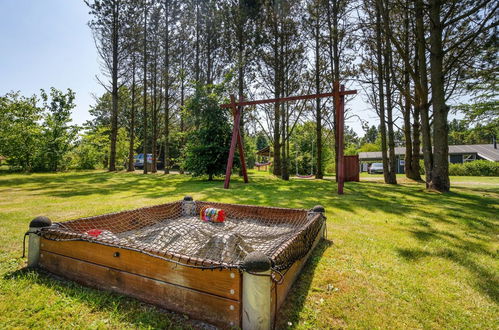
[255,162,272,167]
[295,174,314,179]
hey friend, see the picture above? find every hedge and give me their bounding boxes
[418,159,499,176]
[449,160,499,176]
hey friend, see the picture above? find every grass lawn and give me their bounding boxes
[0,170,498,329]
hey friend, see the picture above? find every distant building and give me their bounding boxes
[358,144,499,174]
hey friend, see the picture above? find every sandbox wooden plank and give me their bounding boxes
[40,238,240,300]
[271,223,325,320]
[39,251,241,328]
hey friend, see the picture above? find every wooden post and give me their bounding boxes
[337,84,345,195]
[242,252,272,330]
[224,96,249,189]
[236,96,249,184]
[27,216,52,267]
[224,95,240,189]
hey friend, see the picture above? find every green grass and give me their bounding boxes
[0,170,498,329]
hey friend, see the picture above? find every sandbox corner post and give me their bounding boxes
[27,216,52,268]
[309,205,326,220]
[242,252,272,330]
[310,205,325,214]
[309,205,327,237]
[182,196,196,216]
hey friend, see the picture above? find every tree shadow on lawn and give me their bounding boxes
[275,239,333,328]
[3,172,497,237]
[0,171,112,187]
[397,246,498,304]
[3,267,199,329]
[344,182,498,235]
[397,212,498,304]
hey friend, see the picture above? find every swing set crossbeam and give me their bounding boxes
[222,82,356,195]
[220,90,357,109]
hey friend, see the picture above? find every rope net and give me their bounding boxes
[39,200,325,271]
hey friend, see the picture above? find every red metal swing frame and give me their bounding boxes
[220,82,357,194]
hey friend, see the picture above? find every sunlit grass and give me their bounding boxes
[0,170,497,328]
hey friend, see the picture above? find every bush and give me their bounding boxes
[183,85,231,180]
[70,144,103,169]
[419,159,425,175]
[449,160,499,176]
[325,162,336,175]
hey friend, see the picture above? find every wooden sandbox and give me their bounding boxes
[27,197,326,329]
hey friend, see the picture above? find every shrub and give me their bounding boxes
[449,160,499,176]
[70,144,103,170]
[183,85,231,180]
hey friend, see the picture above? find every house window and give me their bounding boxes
[449,154,463,164]
[463,154,476,162]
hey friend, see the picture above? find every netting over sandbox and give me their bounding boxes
[39,199,325,271]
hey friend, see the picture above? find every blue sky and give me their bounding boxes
[0,0,104,125]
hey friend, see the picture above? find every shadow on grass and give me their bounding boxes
[276,239,333,328]
[3,267,196,329]
[397,246,498,304]
[396,206,498,304]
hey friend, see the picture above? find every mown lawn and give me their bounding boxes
[0,170,498,329]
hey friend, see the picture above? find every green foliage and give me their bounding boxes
[0,92,43,171]
[70,127,108,170]
[115,127,131,170]
[70,127,131,170]
[358,143,381,152]
[242,135,256,169]
[183,85,231,180]
[361,124,379,144]
[290,122,333,175]
[344,146,358,156]
[419,159,426,175]
[449,160,499,176]
[0,89,78,172]
[256,132,269,151]
[448,118,496,145]
[71,143,103,170]
[38,88,78,171]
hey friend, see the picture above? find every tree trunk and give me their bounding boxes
[326,0,340,182]
[401,2,415,180]
[280,26,289,181]
[109,1,120,172]
[415,0,432,187]
[315,10,323,179]
[411,99,422,180]
[403,95,414,178]
[206,8,213,86]
[127,56,136,172]
[164,0,170,174]
[195,0,200,83]
[381,0,397,184]
[151,45,158,174]
[272,27,281,177]
[142,1,148,175]
[375,0,389,183]
[237,14,246,177]
[428,0,450,192]
[179,44,186,175]
[281,101,288,180]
